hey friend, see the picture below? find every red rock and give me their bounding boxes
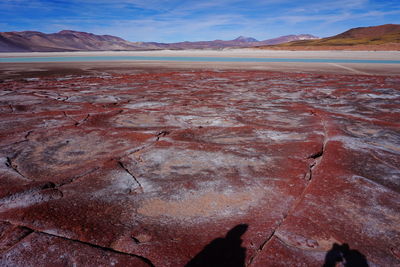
[249,236,325,266]
[0,69,399,266]
[0,229,151,266]
[0,222,32,253]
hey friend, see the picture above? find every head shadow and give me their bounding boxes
[323,242,369,267]
[185,224,248,267]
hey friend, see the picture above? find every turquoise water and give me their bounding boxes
[1,55,400,64]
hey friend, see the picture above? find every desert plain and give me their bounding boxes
[0,49,399,266]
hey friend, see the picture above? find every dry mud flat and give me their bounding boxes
[0,67,399,266]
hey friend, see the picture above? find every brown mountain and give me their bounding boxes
[0,30,318,52]
[334,24,400,39]
[0,30,145,52]
[257,24,400,50]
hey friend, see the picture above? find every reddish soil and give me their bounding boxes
[0,68,399,266]
[334,24,400,39]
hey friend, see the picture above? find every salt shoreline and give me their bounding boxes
[1,48,400,60]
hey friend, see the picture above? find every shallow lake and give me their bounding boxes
[1,55,400,63]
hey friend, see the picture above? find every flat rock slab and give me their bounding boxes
[0,69,399,266]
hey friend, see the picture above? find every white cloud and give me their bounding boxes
[1,0,398,42]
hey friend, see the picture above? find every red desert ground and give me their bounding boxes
[0,24,400,267]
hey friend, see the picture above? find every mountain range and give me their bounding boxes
[0,30,318,52]
[257,24,400,50]
[1,24,398,52]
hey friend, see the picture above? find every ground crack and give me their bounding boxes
[308,147,324,160]
[118,161,144,193]
[248,112,328,266]
[5,157,30,180]
[0,226,33,254]
[24,130,33,139]
[57,167,100,187]
[7,226,155,267]
[0,129,33,150]
[118,129,172,160]
[62,112,90,126]
[75,114,90,126]
[305,110,328,179]
[156,130,170,141]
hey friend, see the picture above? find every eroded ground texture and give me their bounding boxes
[0,68,399,266]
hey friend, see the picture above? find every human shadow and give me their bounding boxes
[323,243,369,267]
[185,224,248,267]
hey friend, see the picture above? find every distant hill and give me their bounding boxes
[257,24,400,50]
[260,34,319,45]
[0,30,143,52]
[164,34,318,50]
[234,36,259,42]
[0,30,319,52]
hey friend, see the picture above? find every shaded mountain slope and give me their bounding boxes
[0,30,142,52]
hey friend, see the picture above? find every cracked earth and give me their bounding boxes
[0,68,399,266]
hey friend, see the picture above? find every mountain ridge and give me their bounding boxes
[0,30,318,52]
[1,24,399,52]
[257,24,400,50]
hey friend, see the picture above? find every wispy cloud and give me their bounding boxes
[1,0,399,42]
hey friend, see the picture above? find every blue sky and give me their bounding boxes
[0,0,399,42]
